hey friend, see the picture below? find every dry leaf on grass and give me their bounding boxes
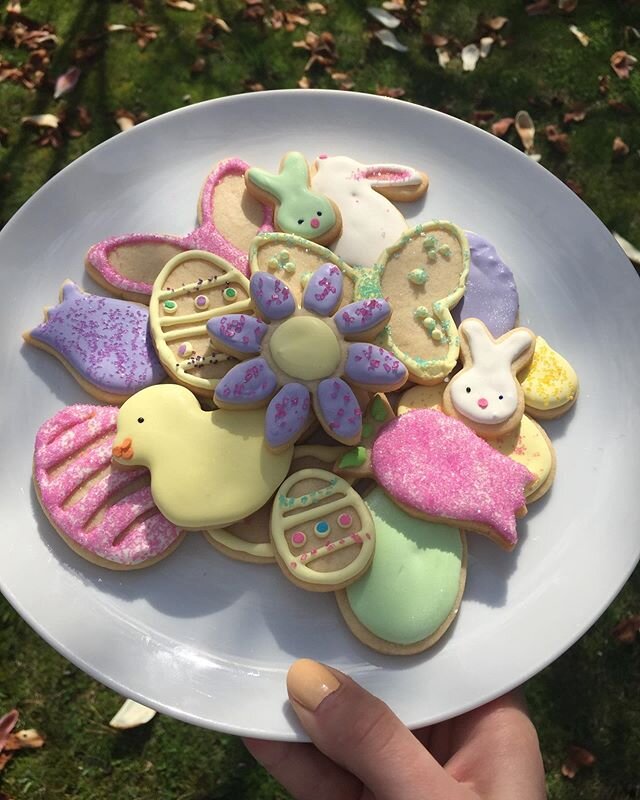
[424,32,448,47]
[515,110,536,154]
[190,56,206,73]
[131,23,160,49]
[6,1,21,12]
[491,117,514,136]
[436,47,450,68]
[612,613,640,641]
[114,108,148,132]
[53,65,80,98]
[245,81,265,91]
[298,75,310,88]
[563,108,586,123]
[367,7,401,28]
[374,29,408,51]
[525,0,551,14]
[21,113,59,128]
[109,699,156,730]
[307,2,327,13]
[376,84,405,97]
[610,50,637,79]
[612,136,629,158]
[461,43,480,71]
[212,17,231,33]
[294,31,338,71]
[479,36,493,58]
[486,16,508,30]
[558,0,578,11]
[166,0,196,9]
[0,710,18,753]
[565,179,583,195]
[107,23,130,33]
[545,124,570,153]
[569,25,589,46]
[561,745,596,778]
[472,110,495,123]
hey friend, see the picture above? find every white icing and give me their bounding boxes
[311,156,413,267]
[450,319,534,425]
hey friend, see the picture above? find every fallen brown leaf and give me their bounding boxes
[525,0,551,14]
[612,136,630,158]
[376,84,405,98]
[472,109,495,123]
[190,56,205,73]
[563,108,586,123]
[569,25,589,46]
[0,710,18,752]
[212,17,231,33]
[486,16,508,30]
[491,116,514,136]
[461,43,480,71]
[114,108,148,132]
[561,745,596,778]
[610,50,637,79]
[53,65,81,99]
[245,81,265,91]
[545,124,570,153]
[565,179,583,196]
[6,1,21,12]
[608,98,632,113]
[131,22,160,49]
[598,74,609,94]
[21,113,59,128]
[298,75,310,88]
[307,2,327,13]
[612,613,640,642]
[76,105,92,131]
[515,110,536,154]
[424,32,448,47]
[558,0,578,11]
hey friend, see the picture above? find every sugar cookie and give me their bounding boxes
[33,404,185,569]
[271,469,375,591]
[518,336,579,419]
[24,281,165,405]
[336,488,466,655]
[112,384,293,529]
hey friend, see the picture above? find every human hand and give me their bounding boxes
[245,658,546,800]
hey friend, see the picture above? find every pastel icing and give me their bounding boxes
[33,405,183,565]
[265,383,311,449]
[28,282,165,396]
[312,155,423,267]
[250,272,296,320]
[519,336,578,411]
[206,314,267,355]
[345,343,407,387]
[346,488,464,645]
[86,158,274,298]
[316,378,363,442]
[112,384,293,528]
[247,152,338,241]
[371,409,534,548]
[334,298,391,337]
[452,231,519,338]
[302,263,343,316]
[214,356,278,406]
[491,415,554,498]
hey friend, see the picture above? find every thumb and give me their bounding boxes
[287,659,472,800]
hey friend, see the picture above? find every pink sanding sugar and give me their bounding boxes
[371,408,534,548]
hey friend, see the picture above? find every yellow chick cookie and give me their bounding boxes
[112,384,293,529]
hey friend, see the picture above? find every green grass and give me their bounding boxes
[1,1,639,797]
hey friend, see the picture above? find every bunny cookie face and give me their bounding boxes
[149,250,252,395]
[245,152,341,246]
[311,155,428,267]
[271,469,375,591]
[85,158,273,303]
[443,318,536,438]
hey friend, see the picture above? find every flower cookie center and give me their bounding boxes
[269,317,341,380]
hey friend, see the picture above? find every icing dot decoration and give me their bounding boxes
[194,294,209,310]
[408,268,428,286]
[177,341,194,358]
[291,530,307,548]
[223,287,237,302]
[267,250,296,274]
[337,513,353,529]
[314,521,330,537]
[163,299,177,314]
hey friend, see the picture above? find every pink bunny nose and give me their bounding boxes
[477,398,489,409]
[310,217,320,229]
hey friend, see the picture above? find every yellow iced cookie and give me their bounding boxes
[112,384,293,529]
[491,415,556,502]
[518,336,578,419]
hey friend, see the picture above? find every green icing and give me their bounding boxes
[361,422,373,439]
[267,249,296,274]
[370,395,389,422]
[408,268,428,285]
[338,446,366,469]
[346,489,464,645]
[247,153,336,240]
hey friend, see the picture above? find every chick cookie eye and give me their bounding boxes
[137,417,145,424]
[297,219,304,225]
[317,211,323,216]
[465,387,471,394]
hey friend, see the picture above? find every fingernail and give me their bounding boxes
[287,659,340,712]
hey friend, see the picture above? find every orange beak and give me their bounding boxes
[112,437,134,460]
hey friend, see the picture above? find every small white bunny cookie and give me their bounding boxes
[443,318,536,438]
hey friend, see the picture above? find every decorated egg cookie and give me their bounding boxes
[518,336,579,419]
[245,152,342,246]
[271,469,375,591]
[85,157,273,302]
[443,318,536,438]
[209,265,407,449]
[112,384,293,529]
[336,488,466,655]
[24,281,166,405]
[149,250,252,396]
[33,404,185,569]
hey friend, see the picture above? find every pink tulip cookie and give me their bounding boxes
[271,469,376,591]
[24,281,166,404]
[443,318,536,438]
[33,404,185,569]
[209,264,407,449]
[85,158,273,303]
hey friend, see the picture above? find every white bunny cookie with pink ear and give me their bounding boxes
[443,318,536,438]
[311,155,428,267]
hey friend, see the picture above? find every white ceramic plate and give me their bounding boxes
[1,90,639,741]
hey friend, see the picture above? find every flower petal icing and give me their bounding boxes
[302,262,343,316]
[207,313,267,355]
[265,383,311,449]
[315,378,362,443]
[333,298,391,337]
[214,357,277,406]
[345,343,407,387]
[250,272,296,320]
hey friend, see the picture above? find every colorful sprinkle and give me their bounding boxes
[314,521,330,537]
[337,513,353,529]
[194,294,209,310]
[291,531,307,547]
[163,299,177,314]
[223,287,237,302]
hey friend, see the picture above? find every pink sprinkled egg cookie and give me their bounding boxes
[33,404,185,569]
